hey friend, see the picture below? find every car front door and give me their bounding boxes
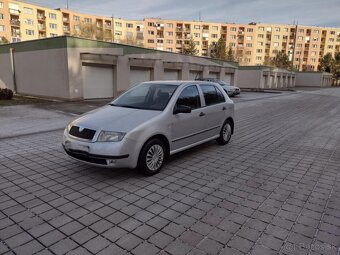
[198,84,227,139]
[171,85,205,151]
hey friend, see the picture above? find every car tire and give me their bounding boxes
[216,120,232,145]
[138,138,166,175]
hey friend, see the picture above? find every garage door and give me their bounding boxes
[223,74,232,85]
[130,68,151,86]
[208,72,219,79]
[82,66,114,99]
[189,71,202,80]
[164,70,179,80]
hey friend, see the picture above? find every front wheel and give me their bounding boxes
[138,139,166,175]
[216,120,232,145]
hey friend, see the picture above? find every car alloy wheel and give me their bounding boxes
[146,144,164,171]
[138,138,166,175]
[217,120,232,145]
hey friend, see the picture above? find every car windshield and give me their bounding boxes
[110,83,178,111]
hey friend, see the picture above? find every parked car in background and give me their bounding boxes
[63,81,234,175]
[196,78,241,97]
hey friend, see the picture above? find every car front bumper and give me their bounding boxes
[62,135,140,169]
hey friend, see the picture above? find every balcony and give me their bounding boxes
[176,28,183,32]
[63,17,70,23]
[104,24,112,29]
[37,15,46,21]
[38,25,46,31]
[10,20,20,27]
[9,9,20,15]
[11,33,21,38]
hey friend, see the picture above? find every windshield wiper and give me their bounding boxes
[110,104,144,109]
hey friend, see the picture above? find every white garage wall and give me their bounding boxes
[163,69,179,80]
[82,66,114,99]
[130,68,151,87]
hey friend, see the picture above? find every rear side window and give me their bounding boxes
[200,85,225,106]
[176,85,201,109]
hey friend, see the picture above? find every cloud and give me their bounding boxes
[22,0,340,26]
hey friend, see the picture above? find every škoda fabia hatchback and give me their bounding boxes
[63,81,234,175]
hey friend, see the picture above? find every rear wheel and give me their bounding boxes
[138,138,166,175]
[216,120,232,145]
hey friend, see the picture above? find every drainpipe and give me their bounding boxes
[9,47,17,93]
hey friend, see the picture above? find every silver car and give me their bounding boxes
[63,81,234,175]
[196,78,241,97]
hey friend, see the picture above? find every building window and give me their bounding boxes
[166,31,173,36]
[49,23,57,30]
[230,27,237,32]
[267,27,272,32]
[328,45,334,49]
[283,28,289,32]
[212,26,218,31]
[166,48,172,52]
[230,35,236,39]
[148,22,154,27]
[247,28,254,32]
[194,41,200,46]
[297,43,302,47]
[0,13,3,20]
[115,22,122,27]
[74,16,80,22]
[26,29,34,36]
[246,36,252,40]
[273,42,279,47]
[258,26,264,31]
[275,27,280,32]
[193,33,200,38]
[147,39,154,43]
[330,31,335,35]
[329,38,335,42]
[84,18,92,24]
[298,29,304,33]
[166,39,173,44]
[194,25,200,30]
[313,37,318,42]
[256,49,262,53]
[258,34,264,38]
[257,42,263,46]
[212,34,218,38]
[24,19,34,25]
[0,25,4,32]
[0,2,3,8]
[274,35,280,39]
[256,56,262,60]
[24,7,33,14]
[246,43,252,47]
[229,42,235,47]
[126,23,133,28]
[312,44,317,48]
[74,25,80,31]
[298,36,303,40]
[166,23,173,29]
[49,13,57,19]
[148,30,154,35]
[314,30,319,34]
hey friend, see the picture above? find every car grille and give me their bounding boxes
[69,126,96,140]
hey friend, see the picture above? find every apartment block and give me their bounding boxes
[0,0,339,71]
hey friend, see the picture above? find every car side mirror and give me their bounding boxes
[173,105,192,114]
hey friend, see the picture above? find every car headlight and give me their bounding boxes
[97,131,126,142]
[64,123,72,136]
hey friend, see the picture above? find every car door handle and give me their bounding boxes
[222,107,227,111]
[199,112,205,117]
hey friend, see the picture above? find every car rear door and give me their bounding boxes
[171,85,206,151]
[198,84,227,139]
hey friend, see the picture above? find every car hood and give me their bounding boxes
[71,105,161,133]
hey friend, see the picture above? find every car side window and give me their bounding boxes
[176,85,201,110]
[200,85,225,106]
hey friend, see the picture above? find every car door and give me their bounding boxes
[198,84,227,139]
[171,85,205,151]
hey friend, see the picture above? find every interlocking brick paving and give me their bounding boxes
[1,88,340,254]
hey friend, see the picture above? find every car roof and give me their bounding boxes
[142,80,220,86]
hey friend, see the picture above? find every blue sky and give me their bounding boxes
[23,0,340,27]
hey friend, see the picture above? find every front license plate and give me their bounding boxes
[65,141,89,153]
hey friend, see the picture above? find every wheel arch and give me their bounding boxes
[226,117,234,134]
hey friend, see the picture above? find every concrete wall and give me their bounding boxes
[296,72,333,87]
[0,53,14,90]
[237,70,262,89]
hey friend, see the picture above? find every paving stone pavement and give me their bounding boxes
[1,88,340,255]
